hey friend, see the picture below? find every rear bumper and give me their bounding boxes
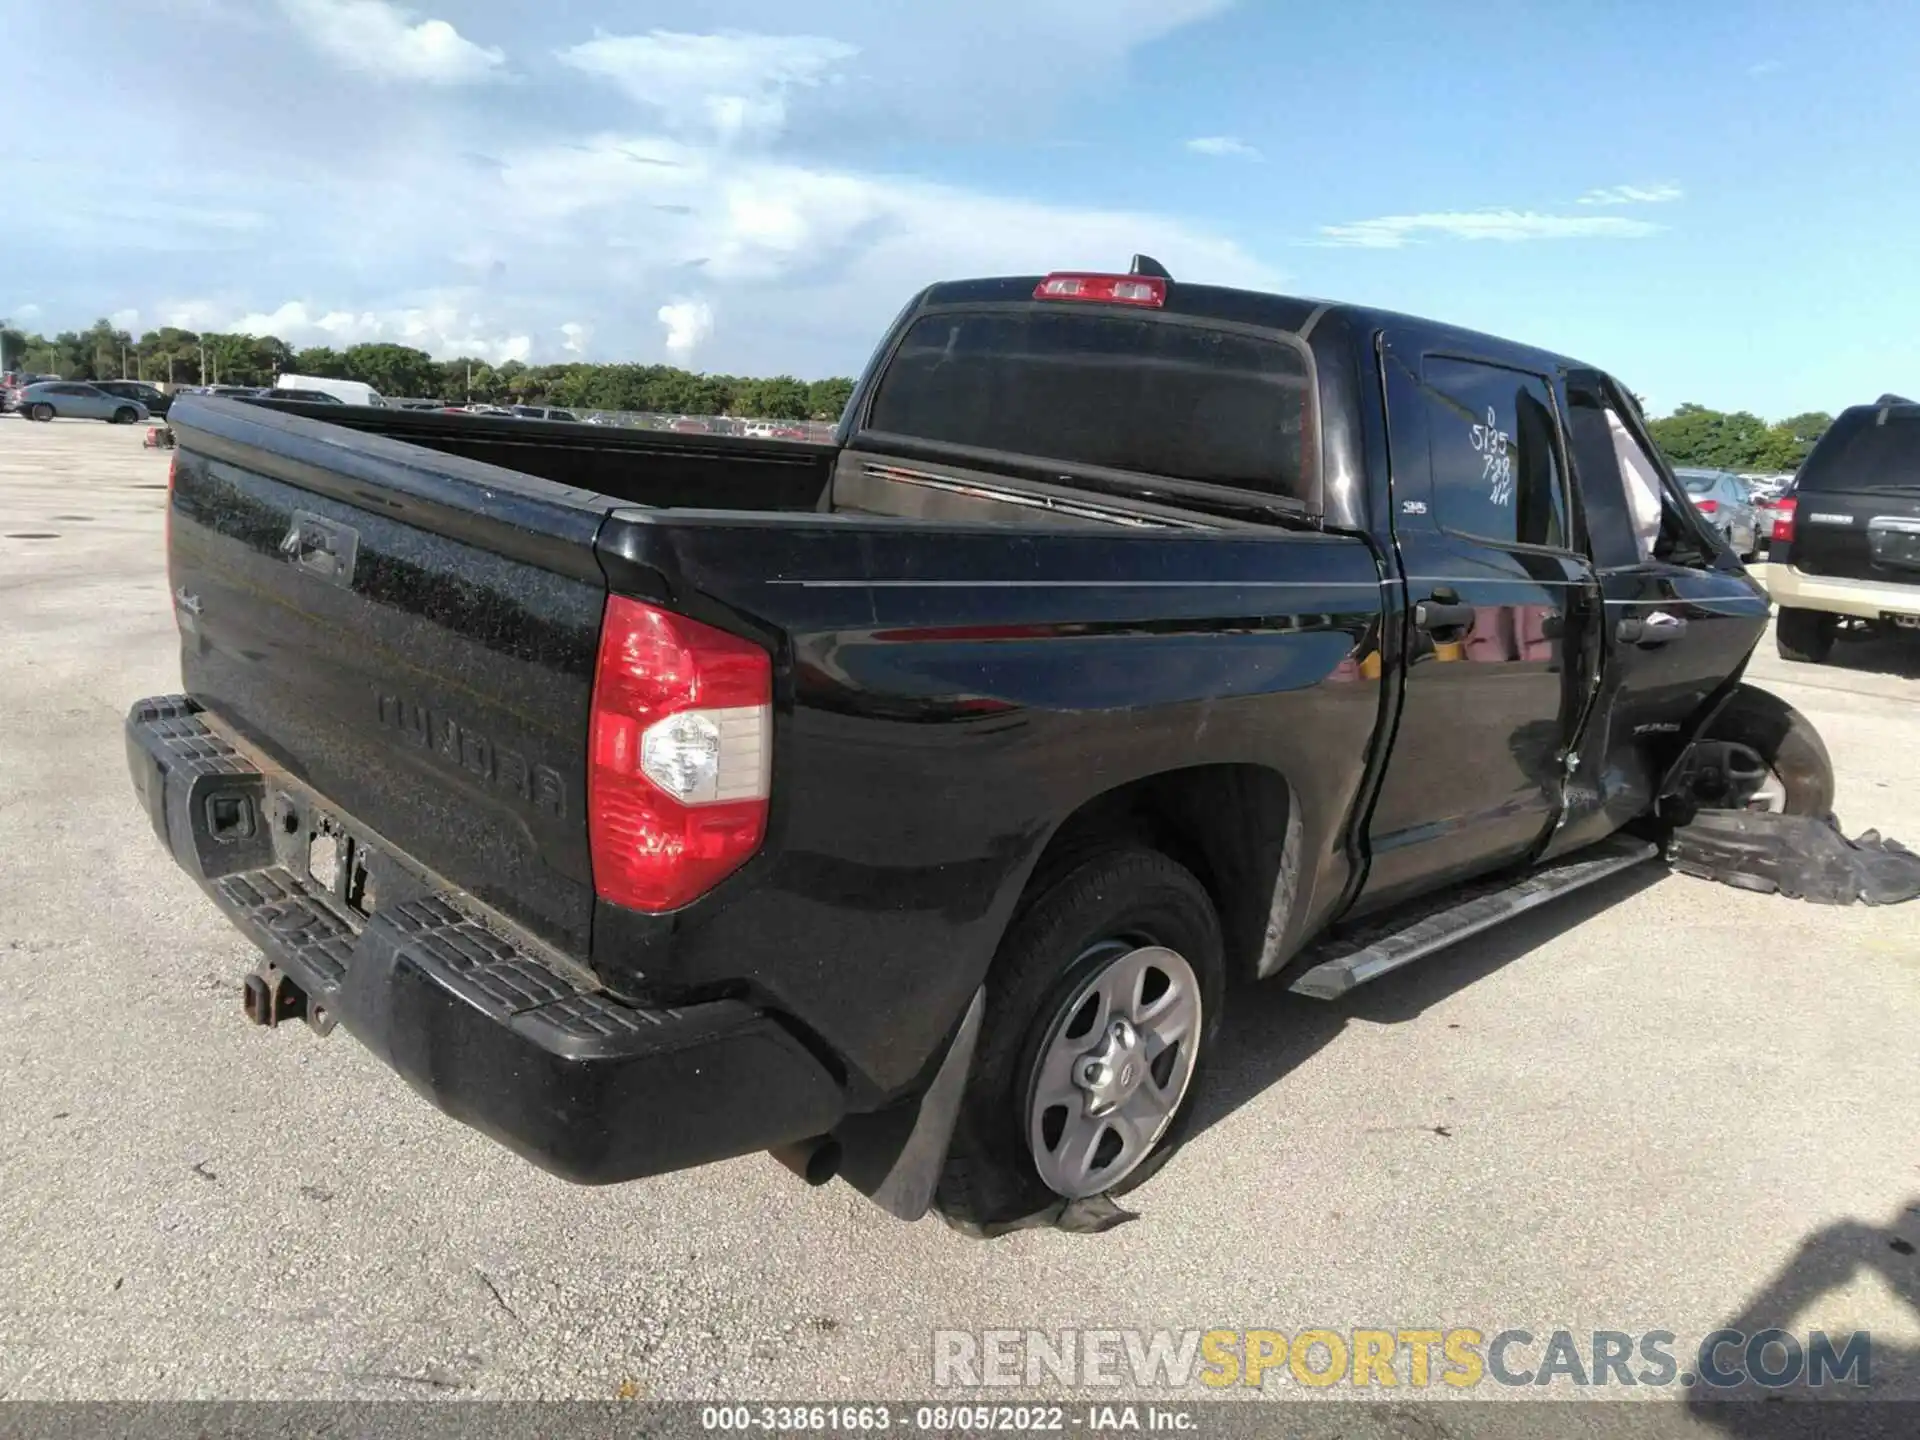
[1765,565,1920,621]
[124,695,846,1185]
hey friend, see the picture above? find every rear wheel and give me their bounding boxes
[28,403,53,422]
[935,848,1224,1231]
[1775,607,1836,664]
[112,406,138,425]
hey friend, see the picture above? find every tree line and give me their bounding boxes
[0,317,856,422]
[3,315,1840,461]
[1642,403,1832,474]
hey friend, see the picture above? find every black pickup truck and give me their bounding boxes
[127,260,1831,1230]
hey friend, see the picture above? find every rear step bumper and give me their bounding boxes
[124,695,845,1185]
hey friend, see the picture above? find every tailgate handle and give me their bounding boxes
[279,511,360,586]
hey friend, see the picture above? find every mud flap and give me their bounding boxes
[1668,811,1920,905]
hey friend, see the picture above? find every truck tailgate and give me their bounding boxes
[165,399,614,957]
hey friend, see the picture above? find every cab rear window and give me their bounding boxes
[865,308,1315,507]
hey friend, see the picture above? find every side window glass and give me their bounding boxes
[1419,357,1569,549]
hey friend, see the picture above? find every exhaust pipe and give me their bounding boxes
[769,1136,842,1187]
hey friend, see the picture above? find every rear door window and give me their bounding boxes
[1417,356,1570,550]
[865,308,1316,507]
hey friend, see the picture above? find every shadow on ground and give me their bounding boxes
[1191,864,1667,1140]
[1684,1195,1920,1437]
[1804,630,1920,681]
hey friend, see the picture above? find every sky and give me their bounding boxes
[6,0,1918,417]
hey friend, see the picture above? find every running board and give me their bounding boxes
[1288,834,1660,1001]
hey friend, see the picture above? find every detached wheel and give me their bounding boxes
[935,848,1224,1231]
[1697,684,1835,818]
[27,403,53,422]
[1775,607,1836,664]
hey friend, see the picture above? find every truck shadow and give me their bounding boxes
[1684,1196,1919,1437]
[1813,632,1920,680]
[1190,865,1668,1140]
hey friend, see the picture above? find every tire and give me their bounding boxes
[28,403,53,422]
[1775,607,1836,664]
[934,847,1224,1232]
[112,406,138,425]
[1699,684,1835,818]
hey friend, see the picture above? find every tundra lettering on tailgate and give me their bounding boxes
[373,690,566,818]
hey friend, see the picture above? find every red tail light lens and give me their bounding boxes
[1034,273,1167,307]
[588,596,772,912]
[1694,498,1719,514]
[1771,496,1796,543]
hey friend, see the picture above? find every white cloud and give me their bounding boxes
[658,300,715,359]
[278,0,505,84]
[557,30,857,141]
[180,297,531,363]
[1316,209,1664,249]
[1578,183,1684,206]
[560,321,591,356]
[1185,135,1261,160]
[109,308,140,331]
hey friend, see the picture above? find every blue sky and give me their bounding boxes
[6,0,1916,416]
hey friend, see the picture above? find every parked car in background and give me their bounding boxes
[95,379,174,418]
[205,385,264,397]
[1750,476,1797,560]
[273,374,384,407]
[2,372,62,412]
[16,381,149,424]
[509,405,580,423]
[1676,468,1759,558]
[1765,394,1920,662]
[256,387,345,404]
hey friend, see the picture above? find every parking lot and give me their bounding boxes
[2,418,1917,1404]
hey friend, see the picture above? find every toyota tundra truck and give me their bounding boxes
[126,259,1828,1230]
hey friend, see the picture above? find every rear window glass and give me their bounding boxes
[1797,412,1920,492]
[1678,471,1719,493]
[865,308,1315,506]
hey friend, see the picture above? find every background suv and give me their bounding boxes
[1765,394,1920,662]
[94,380,173,418]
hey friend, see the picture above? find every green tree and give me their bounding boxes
[806,376,854,422]
[341,342,437,397]
[292,346,348,378]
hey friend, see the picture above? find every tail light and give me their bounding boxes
[1694,498,1719,514]
[1771,496,1797,544]
[588,596,772,912]
[1034,273,1167,307]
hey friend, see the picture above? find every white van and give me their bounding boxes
[275,374,387,407]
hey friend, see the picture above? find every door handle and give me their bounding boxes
[1415,600,1477,632]
[1617,610,1687,646]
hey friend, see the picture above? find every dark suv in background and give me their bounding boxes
[94,379,174,418]
[1766,393,1920,661]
